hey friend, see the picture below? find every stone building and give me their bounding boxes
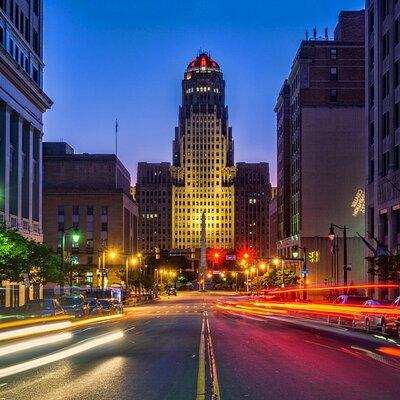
[234,163,271,259]
[136,162,172,253]
[274,10,366,284]
[0,0,52,242]
[43,143,138,288]
[365,0,400,261]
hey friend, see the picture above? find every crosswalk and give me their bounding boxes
[126,303,210,318]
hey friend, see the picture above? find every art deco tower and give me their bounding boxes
[172,53,235,251]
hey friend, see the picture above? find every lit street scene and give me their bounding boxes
[1,0,400,399]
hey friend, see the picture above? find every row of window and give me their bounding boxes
[185,87,220,94]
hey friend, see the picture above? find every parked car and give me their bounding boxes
[86,298,103,315]
[21,299,65,318]
[167,287,177,296]
[109,298,123,313]
[333,295,371,305]
[97,299,114,313]
[352,299,384,332]
[373,296,400,338]
[59,295,89,318]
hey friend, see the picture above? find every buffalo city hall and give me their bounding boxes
[136,53,271,260]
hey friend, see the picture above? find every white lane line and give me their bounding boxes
[124,326,136,333]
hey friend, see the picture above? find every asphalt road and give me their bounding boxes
[1,292,400,400]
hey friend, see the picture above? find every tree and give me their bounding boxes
[259,267,299,288]
[366,254,400,283]
[0,225,62,285]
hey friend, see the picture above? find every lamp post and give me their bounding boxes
[60,226,80,296]
[328,224,349,289]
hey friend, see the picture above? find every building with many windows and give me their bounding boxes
[0,0,52,241]
[171,53,236,251]
[136,162,172,253]
[43,143,138,288]
[365,0,400,260]
[275,11,366,284]
[234,163,271,259]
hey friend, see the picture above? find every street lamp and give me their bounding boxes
[328,223,349,288]
[60,226,81,295]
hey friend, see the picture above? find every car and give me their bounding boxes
[352,299,384,333]
[97,298,115,313]
[167,287,177,296]
[333,295,371,305]
[374,296,400,338]
[86,297,103,315]
[59,295,89,318]
[21,299,65,318]
[109,298,123,313]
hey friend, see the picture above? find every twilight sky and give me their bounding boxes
[43,0,364,186]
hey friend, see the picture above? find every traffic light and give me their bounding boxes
[71,229,81,244]
[155,247,160,260]
[292,245,299,258]
[210,249,223,264]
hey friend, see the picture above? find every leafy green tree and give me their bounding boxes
[366,254,400,283]
[259,267,299,288]
[0,225,62,284]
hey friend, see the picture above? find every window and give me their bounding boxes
[330,48,337,60]
[0,27,3,47]
[330,89,337,102]
[369,122,375,146]
[369,46,374,71]
[33,0,39,17]
[369,9,374,35]
[33,29,39,54]
[32,66,39,84]
[369,84,375,109]
[381,0,389,21]
[396,103,400,129]
[382,32,389,60]
[382,72,389,99]
[73,206,79,216]
[395,60,400,87]
[396,18,400,46]
[58,206,65,216]
[8,37,13,56]
[0,0,5,11]
[382,151,390,176]
[101,206,108,215]
[330,67,338,81]
[396,145,400,170]
[369,159,374,183]
[382,111,390,138]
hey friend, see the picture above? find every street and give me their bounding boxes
[1,292,400,400]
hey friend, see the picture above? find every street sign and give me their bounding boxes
[212,270,220,275]
[302,269,309,275]
[345,264,352,271]
[226,254,236,261]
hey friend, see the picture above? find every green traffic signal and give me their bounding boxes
[71,229,81,244]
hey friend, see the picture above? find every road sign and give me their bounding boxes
[226,254,236,261]
[212,270,220,275]
[302,269,309,275]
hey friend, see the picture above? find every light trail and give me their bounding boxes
[0,331,124,378]
[267,283,398,295]
[71,314,123,327]
[0,315,73,330]
[0,332,72,357]
[0,321,72,342]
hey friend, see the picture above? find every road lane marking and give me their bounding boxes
[206,315,221,400]
[196,316,206,400]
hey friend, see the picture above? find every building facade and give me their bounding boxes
[269,187,278,258]
[234,163,271,259]
[0,0,52,242]
[171,53,236,251]
[136,162,172,253]
[43,143,138,288]
[366,0,400,259]
[275,11,366,284]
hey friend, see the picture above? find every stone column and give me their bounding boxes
[38,131,43,240]
[28,124,34,228]
[17,115,23,227]
[3,105,11,223]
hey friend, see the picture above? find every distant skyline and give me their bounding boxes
[43,0,364,185]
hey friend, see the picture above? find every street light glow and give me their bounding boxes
[272,257,280,266]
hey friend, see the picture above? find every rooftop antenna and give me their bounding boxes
[305,29,309,40]
[324,27,328,40]
[313,27,317,40]
[115,118,118,156]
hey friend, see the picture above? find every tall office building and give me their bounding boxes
[0,0,52,241]
[366,0,400,257]
[136,162,172,253]
[275,11,366,284]
[234,163,271,259]
[171,53,236,250]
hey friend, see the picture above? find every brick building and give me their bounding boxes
[274,10,366,284]
[136,162,172,253]
[234,163,271,259]
[43,143,138,288]
[365,0,400,264]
